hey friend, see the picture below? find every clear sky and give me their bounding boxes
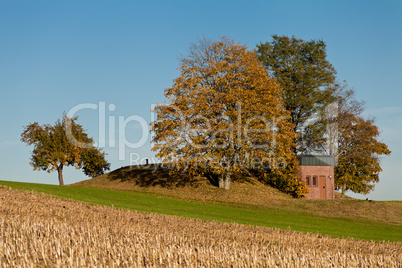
[1,0,401,200]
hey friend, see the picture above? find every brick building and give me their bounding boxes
[298,155,335,200]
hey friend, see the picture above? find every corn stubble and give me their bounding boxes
[0,187,400,267]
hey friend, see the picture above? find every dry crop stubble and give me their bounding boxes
[0,186,401,267]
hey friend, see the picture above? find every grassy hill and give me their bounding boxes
[74,165,402,226]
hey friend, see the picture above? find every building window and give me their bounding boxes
[313,176,318,186]
[306,176,311,186]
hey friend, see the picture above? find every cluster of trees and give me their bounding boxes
[152,36,390,196]
[21,35,390,196]
[257,36,390,194]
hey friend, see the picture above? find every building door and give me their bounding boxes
[319,176,326,199]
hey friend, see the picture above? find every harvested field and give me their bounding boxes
[0,186,401,267]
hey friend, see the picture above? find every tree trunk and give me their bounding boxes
[57,165,64,186]
[218,172,231,190]
[293,120,299,155]
[342,182,346,194]
[219,176,224,189]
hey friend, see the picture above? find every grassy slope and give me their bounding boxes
[74,165,402,226]
[1,180,401,243]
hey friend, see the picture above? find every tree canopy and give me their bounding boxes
[151,37,298,191]
[336,116,391,194]
[21,114,110,185]
[330,85,391,194]
[257,35,337,154]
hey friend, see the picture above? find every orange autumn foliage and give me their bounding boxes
[152,37,301,193]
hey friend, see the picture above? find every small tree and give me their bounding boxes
[329,85,391,194]
[21,114,110,185]
[336,116,391,194]
[151,37,297,190]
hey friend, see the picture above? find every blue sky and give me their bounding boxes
[1,0,401,200]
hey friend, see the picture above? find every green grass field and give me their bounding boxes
[1,180,401,243]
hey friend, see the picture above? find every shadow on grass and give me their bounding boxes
[107,165,200,188]
[107,165,264,189]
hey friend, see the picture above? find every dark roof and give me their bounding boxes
[297,155,335,166]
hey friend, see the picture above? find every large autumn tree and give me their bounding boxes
[257,35,337,154]
[328,85,391,194]
[21,114,110,185]
[151,37,297,190]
